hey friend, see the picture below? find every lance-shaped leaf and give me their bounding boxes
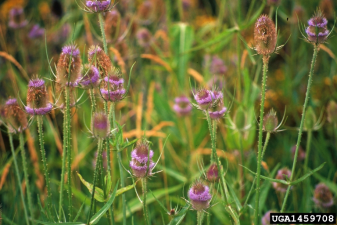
[290,162,326,185]
[168,203,191,225]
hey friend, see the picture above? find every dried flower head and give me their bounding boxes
[80,64,100,89]
[28,24,45,39]
[206,163,219,182]
[55,84,77,110]
[86,0,111,12]
[188,180,212,211]
[3,98,28,133]
[91,112,110,139]
[262,210,277,225]
[313,183,334,209]
[254,15,277,55]
[273,168,291,193]
[100,67,126,102]
[136,28,153,48]
[306,10,330,44]
[130,140,155,178]
[88,45,112,77]
[263,109,278,132]
[26,78,52,115]
[173,95,192,117]
[56,45,82,87]
[326,100,337,124]
[8,7,28,29]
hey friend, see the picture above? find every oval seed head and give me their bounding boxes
[304,106,317,130]
[254,15,277,55]
[313,183,334,209]
[206,163,219,182]
[262,210,277,225]
[4,98,28,133]
[272,168,291,193]
[88,45,112,77]
[188,180,212,211]
[91,112,110,139]
[80,64,100,89]
[26,78,52,115]
[263,108,278,132]
[130,140,155,178]
[306,10,329,44]
[57,45,82,86]
[326,100,337,124]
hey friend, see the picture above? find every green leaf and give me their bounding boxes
[149,189,170,214]
[227,178,242,211]
[115,182,138,197]
[168,203,191,225]
[77,172,105,202]
[74,201,86,222]
[156,165,187,183]
[238,33,256,64]
[291,162,325,185]
[31,220,85,225]
[105,174,112,194]
[242,165,288,185]
[89,180,119,224]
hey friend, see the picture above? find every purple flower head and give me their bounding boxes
[88,45,112,77]
[210,90,223,102]
[188,181,212,211]
[291,145,306,161]
[100,88,126,102]
[26,78,51,115]
[4,98,28,133]
[129,158,155,178]
[262,210,277,225]
[313,183,334,209]
[6,98,17,105]
[208,105,227,120]
[29,79,45,88]
[104,76,124,86]
[80,65,100,89]
[91,112,110,139]
[62,45,80,56]
[57,45,82,86]
[173,95,192,117]
[28,25,45,39]
[273,168,291,193]
[8,7,28,29]
[130,140,155,178]
[136,28,152,48]
[194,89,213,110]
[86,0,111,12]
[210,56,227,75]
[306,10,329,43]
[25,104,53,115]
[206,163,219,182]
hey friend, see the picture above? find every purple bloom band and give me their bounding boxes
[6,98,17,105]
[81,67,100,86]
[131,149,154,164]
[129,160,155,171]
[195,90,212,105]
[104,76,124,85]
[29,25,45,39]
[28,79,45,88]
[308,18,328,27]
[306,27,329,37]
[188,186,212,201]
[62,45,80,56]
[209,107,227,119]
[86,0,111,11]
[25,103,52,115]
[101,88,125,100]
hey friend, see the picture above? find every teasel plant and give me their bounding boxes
[280,9,335,213]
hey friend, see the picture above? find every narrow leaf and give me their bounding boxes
[291,162,325,185]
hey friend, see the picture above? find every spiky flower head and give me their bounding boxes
[26,78,52,115]
[56,45,82,87]
[262,210,277,225]
[194,89,213,110]
[91,112,110,139]
[80,64,100,89]
[8,7,28,29]
[55,84,77,110]
[3,98,28,133]
[188,180,212,211]
[88,45,112,77]
[173,95,192,117]
[130,139,155,178]
[28,24,45,39]
[326,100,337,124]
[313,183,334,209]
[206,163,219,182]
[263,108,278,132]
[100,67,126,102]
[291,145,306,161]
[254,15,277,55]
[273,168,291,193]
[306,9,329,44]
[86,0,111,12]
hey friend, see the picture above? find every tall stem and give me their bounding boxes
[98,13,108,54]
[87,139,104,224]
[281,44,319,212]
[197,211,203,225]
[111,103,126,225]
[254,55,269,224]
[37,116,52,217]
[59,113,67,217]
[19,132,34,219]
[142,178,150,225]
[9,133,30,225]
[304,130,312,170]
[65,87,72,220]
[261,132,271,159]
[89,89,97,113]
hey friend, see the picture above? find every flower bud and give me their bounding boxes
[206,164,219,182]
[272,168,291,193]
[262,210,277,225]
[26,79,52,115]
[88,45,112,77]
[86,0,111,12]
[173,95,192,117]
[80,64,100,89]
[254,15,277,55]
[306,10,329,43]
[188,181,212,211]
[313,183,334,209]
[263,109,278,132]
[57,45,82,86]
[130,141,155,178]
[8,7,28,29]
[91,112,110,139]
[326,100,337,124]
[100,67,125,102]
[4,98,28,133]
[304,106,316,130]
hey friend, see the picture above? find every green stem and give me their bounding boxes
[89,89,97,113]
[254,55,269,224]
[280,44,319,212]
[261,132,271,159]
[59,114,67,217]
[197,211,203,225]
[142,178,150,225]
[37,116,52,218]
[19,132,34,219]
[65,87,72,220]
[206,112,216,163]
[304,130,312,171]
[237,33,241,100]
[87,139,104,224]
[111,103,126,225]
[98,13,108,54]
[9,133,30,225]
